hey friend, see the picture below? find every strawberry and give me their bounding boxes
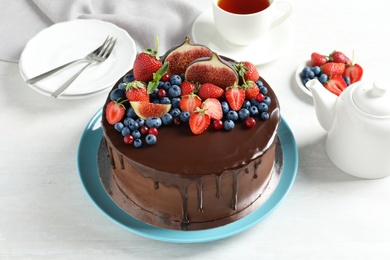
[180,81,198,97]
[189,108,210,135]
[180,93,202,113]
[225,83,245,111]
[233,61,259,83]
[105,101,125,125]
[243,81,260,100]
[322,62,345,76]
[201,98,223,120]
[310,52,328,66]
[125,81,149,102]
[330,51,351,64]
[343,63,363,84]
[323,75,347,96]
[133,37,162,82]
[198,83,224,100]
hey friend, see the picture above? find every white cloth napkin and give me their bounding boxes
[0,0,202,62]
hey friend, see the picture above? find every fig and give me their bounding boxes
[131,101,171,119]
[185,52,239,90]
[163,36,211,76]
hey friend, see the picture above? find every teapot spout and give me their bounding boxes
[306,79,338,131]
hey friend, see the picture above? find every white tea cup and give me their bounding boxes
[212,0,293,46]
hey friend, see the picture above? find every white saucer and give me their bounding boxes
[191,8,294,65]
[19,19,136,99]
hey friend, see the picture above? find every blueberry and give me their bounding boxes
[126,108,137,119]
[260,86,268,95]
[301,66,311,76]
[134,139,143,148]
[263,96,271,106]
[168,85,181,98]
[123,117,135,126]
[160,97,171,104]
[150,88,159,100]
[136,118,145,127]
[170,108,181,117]
[121,127,131,137]
[257,102,268,112]
[250,98,259,107]
[242,100,251,109]
[123,73,135,82]
[319,73,328,84]
[118,82,126,90]
[343,76,351,86]
[162,82,171,90]
[145,117,162,128]
[145,134,157,145]
[238,108,250,120]
[110,88,125,101]
[305,70,315,79]
[255,80,264,88]
[221,101,230,114]
[312,66,321,76]
[131,130,142,139]
[151,99,160,104]
[249,106,259,116]
[158,81,164,88]
[161,113,173,125]
[171,98,181,109]
[261,112,269,121]
[224,120,235,131]
[128,120,139,131]
[114,122,124,132]
[226,110,239,121]
[170,75,182,86]
[179,111,190,122]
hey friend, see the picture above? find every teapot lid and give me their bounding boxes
[353,80,390,117]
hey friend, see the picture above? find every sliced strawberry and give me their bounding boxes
[198,83,224,100]
[343,63,363,84]
[324,75,347,96]
[322,62,345,76]
[225,84,245,111]
[330,51,351,64]
[189,108,210,135]
[310,52,328,66]
[244,81,260,100]
[233,61,259,83]
[125,81,149,102]
[201,98,223,120]
[105,101,125,125]
[180,81,198,97]
[179,93,202,113]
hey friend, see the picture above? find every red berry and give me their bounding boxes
[124,134,135,144]
[310,52,328,66]
[148,127,159,136]
[161,73,170,82]
[322,62,345,76]
[213,120,224,130]
[139,125,149,135]
[256,93,265,102]
[244,117,256,128]
[157,88,167,98]
[173,117,181,125]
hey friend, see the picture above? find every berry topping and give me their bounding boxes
[189,108,211,135]
[180,81,198,96]
[244,117,256,128]
[198,83,224,100]
[180,93,202,113]
[133,36,162,82]
[105,100,126,125]
[225,83,245,111]
[125,81,149,102]
[201,98,223,120]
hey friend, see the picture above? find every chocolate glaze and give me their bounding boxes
[101,72,280,230]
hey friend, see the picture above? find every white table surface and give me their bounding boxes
[2,0,390,259]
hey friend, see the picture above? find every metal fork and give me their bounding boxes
[51,37,116,98]
[26,36,114,84]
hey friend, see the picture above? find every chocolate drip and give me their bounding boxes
[253,158,262,179]
[215,174,222,199]
[119,154,125,170]
[197,178,204,212]
[108,146,115,169]
[180,186,190,230]
[231,169,241,210]
[154,181,159,190]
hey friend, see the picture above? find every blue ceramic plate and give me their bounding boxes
[77,109,298,243]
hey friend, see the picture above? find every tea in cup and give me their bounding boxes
[212,0,293,46]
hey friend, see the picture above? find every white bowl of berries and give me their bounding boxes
[296,51,363,97]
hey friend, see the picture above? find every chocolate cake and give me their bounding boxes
[100,37,281,230]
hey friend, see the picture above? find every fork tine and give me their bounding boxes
[102,38,117,58]
[93,36,111,55]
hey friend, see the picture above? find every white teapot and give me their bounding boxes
[306,78,390,179]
